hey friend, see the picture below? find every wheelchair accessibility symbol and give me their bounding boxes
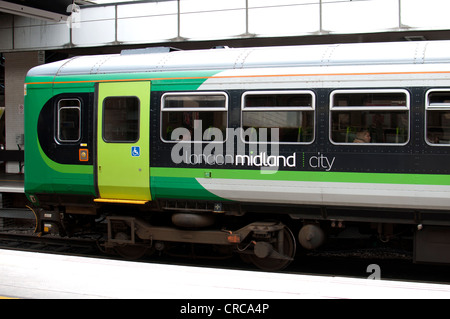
[131,146,140,157]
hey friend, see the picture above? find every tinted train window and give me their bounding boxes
[242,91,315,143]
[426,90,450,145]
[330,90,409,145]
[103,96,140,143]
[161,92,228,142]
[57,99,81,142]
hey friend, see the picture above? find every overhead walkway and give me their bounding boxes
[2,0,450,53]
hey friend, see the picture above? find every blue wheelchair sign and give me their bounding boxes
[131,146,140,157]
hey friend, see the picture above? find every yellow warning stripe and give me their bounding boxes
[94,198,148,205]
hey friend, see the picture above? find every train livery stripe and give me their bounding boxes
[150,175,225,201]
[195,178,450,211]
[151,167,450,186]
[25,66,450,87]
[150,167,450,209]
[25,70,220,86]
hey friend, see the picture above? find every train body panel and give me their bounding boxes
[24,55,450,207]
[196,174,450,211]
[24,77,96,201]
[24,62,450,208]
[24,69,221,204]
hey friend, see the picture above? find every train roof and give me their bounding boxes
[27,40,450,78]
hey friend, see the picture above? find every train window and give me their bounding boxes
[241,91,315,143]
[161,92,228,142]
[57,99,81,143]
[426,90,450,145]
[103,96,140,143]
[330,90,409,145]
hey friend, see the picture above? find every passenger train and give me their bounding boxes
[24,40,450,270]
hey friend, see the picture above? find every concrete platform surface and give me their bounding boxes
[1,249,450,299]
[0,173,24,193]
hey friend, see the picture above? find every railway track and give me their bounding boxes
[0,206,107,257]
[0,231,101,256]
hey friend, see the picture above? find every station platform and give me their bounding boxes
[0,173,24,193]
[1,249,450,300]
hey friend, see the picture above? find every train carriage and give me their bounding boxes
[24,41,450,270]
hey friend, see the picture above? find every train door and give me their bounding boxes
[95,81,152,203]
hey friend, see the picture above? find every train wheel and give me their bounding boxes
[113,232,150,260]
[114,245,148,260]
[249,227,296,271]
[115,244,149,260]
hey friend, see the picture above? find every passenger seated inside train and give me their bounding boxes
[353,129,371,143]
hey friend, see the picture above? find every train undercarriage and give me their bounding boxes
[23,198,450,272]
[36,202,298,271]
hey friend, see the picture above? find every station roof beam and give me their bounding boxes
[0,0,72,22]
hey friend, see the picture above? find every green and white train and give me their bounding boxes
[24,41,450,270]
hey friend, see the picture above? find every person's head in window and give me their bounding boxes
[354,130,371,143]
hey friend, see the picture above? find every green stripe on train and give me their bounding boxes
[151,167,450,186]
[150,176,225,201]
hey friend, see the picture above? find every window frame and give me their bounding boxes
[329,89,410,146]
[160,91,229,143]
[425,88,450,147]
[240,90,316,144]
[102,95,141,143]
[56,98,81,143]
